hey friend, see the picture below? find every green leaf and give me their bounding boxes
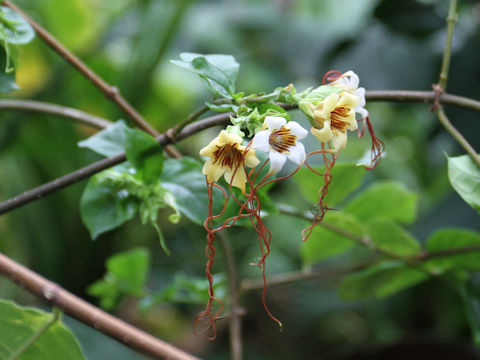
[301,212,366,265]
[161,157,224,225]
[294,163,366,207]
[344,180,418,224]
[425,228,480,273]
[139,273,226,311]
[338,261,429,300]
[456,275,480,345]
[0,7,35,44]
[80,176,139,239]
[124,127,163,184]
[447,154,480,214]
[0,299,85,359]
[368,218,421,257]
[170,53,239,97]
[87,248,151,310]
[78,121,127,157]
[0,47,18,92]
[205,102,238,113]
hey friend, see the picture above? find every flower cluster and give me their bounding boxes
[195,70,382,338]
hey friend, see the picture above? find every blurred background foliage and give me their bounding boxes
[0,0,479,358]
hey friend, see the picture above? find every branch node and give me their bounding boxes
[431,83,444,112]
[106,86,120,100]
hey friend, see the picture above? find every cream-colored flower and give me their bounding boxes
[253,116,307,174]
[310,92,359,151]
[199,130,260,193]
[329,70,368,119]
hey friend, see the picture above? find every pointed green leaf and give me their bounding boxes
[368,218,421,257]
[78,121,127,157]
[338,261,428,300]
[80,177,139,239]
[294,163,366,207]
[0,299,85,360]
[124,127,163,184]
[170,53,239,97]
[447,154,480,214]
[301,212,366,265]
[0,6,35,44]
[161,157,224,225]
[344,180,418,224]
[425,228,480,272]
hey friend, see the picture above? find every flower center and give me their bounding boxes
[330,106,350,132]
[269,126,297,153]
[213,143,243,169]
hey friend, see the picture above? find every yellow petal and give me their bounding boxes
[244,149,260,168]
[332,131,348,151]
[202,158,225,183]
[218,130,242,146]
[224,167,247,193]
[311,125,333,143]
[199,136,220,157]
[338,92,359,110]
[321,93,340,119]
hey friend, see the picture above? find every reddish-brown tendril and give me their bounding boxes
[362,116,385,170]
[194,180,228,340]
[322,70,343,85]
[302,143,338,241]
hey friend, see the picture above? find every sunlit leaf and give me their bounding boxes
[170,53,239,97]
[338,261,428,300]
[344,180,418,224]
[301,212,366,265]
[368,218,421,257]
[78,121,127,157]
[0,6,35,44]
[294,163,366,207]
[447,154,480,214]
[0,299,85,359]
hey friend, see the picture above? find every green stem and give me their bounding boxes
[437,108,480,167]
[8,307,62,360]
[438,0,458,90]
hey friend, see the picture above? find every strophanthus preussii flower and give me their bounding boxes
[200,130,260,193]
[329,70,368,119]
[310,92,359,151]
[252,116,308,174]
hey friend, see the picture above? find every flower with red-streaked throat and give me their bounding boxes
[329,70,368,119]
[200,130,260,193]
[310,92,359,151]
[253,116,307,174]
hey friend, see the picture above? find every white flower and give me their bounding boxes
[330,70,368,119]
[253,116,308,174]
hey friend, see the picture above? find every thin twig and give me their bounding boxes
[8,307,61,360]
[218,232,243,360]
[0,253,199,360]
[438,0,458,90]
[0,112,231,215]
[1,1,157,137]
[437,108,480,167]
[0,99,112,129]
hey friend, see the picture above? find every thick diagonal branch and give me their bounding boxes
[0,253,199,360]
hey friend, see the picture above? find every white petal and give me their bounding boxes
[268,150,287,174]
[355,87,366,107]
[265,116,286,130]
[356,106,369,119]
[311,125,333,143]
[285,121,308,139]
[332,131,348,151]
[347,71,359,89]
[252,130,270,152]
[287,142,306,165]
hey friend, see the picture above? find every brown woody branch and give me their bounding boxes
[0,253,199,360]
